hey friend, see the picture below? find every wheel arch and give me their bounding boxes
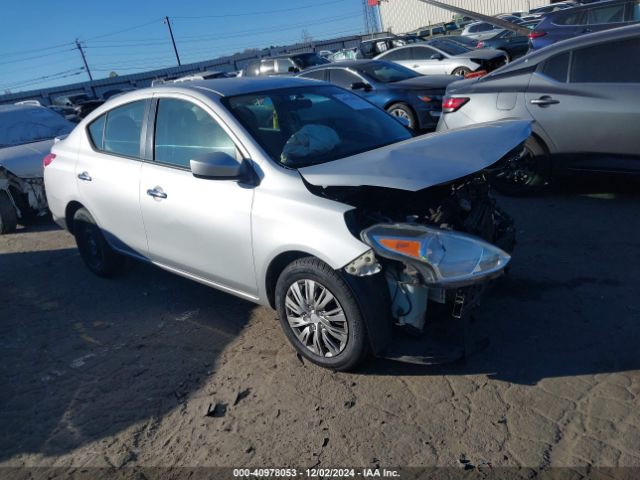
[65,200,85,234]
[264,250,314,309]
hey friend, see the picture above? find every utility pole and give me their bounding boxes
[75,39,93,81]
[164,16,181,66]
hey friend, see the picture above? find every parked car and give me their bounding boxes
[437,24,640,194]
[477,30,531,61]
[430,35,481,49]
[529,0,640,50]
[461,22,504,40]
[358,36,406,58]
[297,60,457,130]
[528,1,578,18]
[52,93,92,107]
[243,53,329,76]
[496,14,525,24]
[44,77,528,370]
[172,71,233,83]
[375,41,508,77]
[0,104,74,233]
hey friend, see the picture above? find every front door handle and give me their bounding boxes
[77,171,92,181]
[530,96,560,106]
[146,187,167,199]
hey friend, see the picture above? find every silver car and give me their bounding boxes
[0,104,74,233]
[44,77,530,370]
[461,22,504,41]
[437,24,640,194]
[375,42,508,77]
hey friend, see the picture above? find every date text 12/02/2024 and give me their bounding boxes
[232,468,400,478]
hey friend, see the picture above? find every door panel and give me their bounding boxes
[140,97,256,294]
[76,100,148,257]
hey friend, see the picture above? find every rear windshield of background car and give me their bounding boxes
[571,38,640,82]
[0,107,74,148]
[223,86,411,168]
[358,62,419,83]
[428,41,469,55]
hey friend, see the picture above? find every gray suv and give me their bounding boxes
[437,24,640,194]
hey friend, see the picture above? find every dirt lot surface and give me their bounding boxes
[1,180,639,475]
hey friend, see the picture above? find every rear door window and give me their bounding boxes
[588,4,626,24]
[571,38,640,82]
[410,46,439,60]
[380,48,410,60]
[541,52,570,82]
[91,100,145,157]
[154,98,237,169]
[328,69,360,88]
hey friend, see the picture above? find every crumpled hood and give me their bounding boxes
[0,139,53,178]
[299,120,532,191]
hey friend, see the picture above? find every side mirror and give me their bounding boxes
[430,53,444,60]
[351,81,372,91]
[190,152,244,180]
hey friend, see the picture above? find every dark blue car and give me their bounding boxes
[296,60,457,131]
[530,0,640,50]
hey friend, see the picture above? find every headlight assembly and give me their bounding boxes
[361,223,510,287]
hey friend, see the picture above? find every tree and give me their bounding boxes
[109,71,119,78]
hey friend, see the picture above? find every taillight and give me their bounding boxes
[477,41,485,48]
[43,153,56,167]
[528,31,547,39]
[442,97,469,113]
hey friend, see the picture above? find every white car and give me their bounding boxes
[461,22,505,41]
[375,41,508,77]
[0,104,74,233]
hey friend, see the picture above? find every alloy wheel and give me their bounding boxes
[284,279,348,358]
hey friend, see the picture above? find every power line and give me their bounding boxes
[173,0,350,19]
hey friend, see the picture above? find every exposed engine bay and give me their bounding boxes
[309,173,514,336]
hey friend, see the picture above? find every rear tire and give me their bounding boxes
[275,257,370,371]
[73,208,123,277]
[386,102,417,130]
[0,191,18,234]
[489,136,550,196]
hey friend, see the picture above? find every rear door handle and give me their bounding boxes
[77,171,92,181]
[146,187,167,199]
[530,96,560,106]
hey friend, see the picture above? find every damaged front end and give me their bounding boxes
[338,174,515,363]
[0,166,48,220]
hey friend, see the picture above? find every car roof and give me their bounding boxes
[545,0,628,16]
[488,23,640,76]
[152,76,319,97]
[0,104,43,114]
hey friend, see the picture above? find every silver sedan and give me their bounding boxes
[44,77,529,370]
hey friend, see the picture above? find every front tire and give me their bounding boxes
[73,208,123,277]
[0,191,18,234]
[489,136,550,196]
[275,257,369,371]
[452,66,472,77]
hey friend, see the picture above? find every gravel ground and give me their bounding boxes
[1,179,639,475]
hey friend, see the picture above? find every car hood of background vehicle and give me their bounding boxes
[298,120,532,192]
[388,75,458,90]
[455,48,504,60]
[0,139,53,178]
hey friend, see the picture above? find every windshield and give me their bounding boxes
[291,53,329,69]
[0,107,74,148]
[358,62,420,83]
[224,86,411,168]
[428,40,470,56]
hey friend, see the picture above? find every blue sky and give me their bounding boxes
[0,0,364,93]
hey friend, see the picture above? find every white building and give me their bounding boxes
[378,0,552,34]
